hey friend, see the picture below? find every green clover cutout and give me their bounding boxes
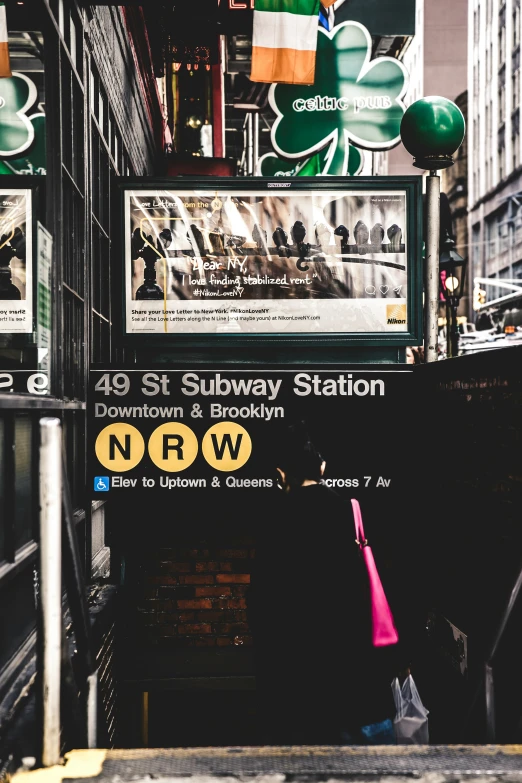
[259,142,364,177]
[269,21,408,175]
[0,113,46,175]
[0,72,38,157]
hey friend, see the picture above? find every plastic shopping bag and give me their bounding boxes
[391,674,429,744]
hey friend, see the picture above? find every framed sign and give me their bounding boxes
[119,177,422,347]
[88,364,415,500]
[0,188,33,333]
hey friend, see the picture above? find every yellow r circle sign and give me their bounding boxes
[148,422,199,472]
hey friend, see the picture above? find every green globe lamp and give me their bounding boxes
[400,96,466,170]
[400,96,466,364]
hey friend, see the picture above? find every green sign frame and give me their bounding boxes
[115,176,423,352]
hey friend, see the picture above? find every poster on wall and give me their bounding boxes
[124,182,417,338]
[0,189,32,333]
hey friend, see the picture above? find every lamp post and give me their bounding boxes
[439,228,467,358]
[400,96,466,362]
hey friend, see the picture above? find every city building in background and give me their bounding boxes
[385,0,469,338]
[387,0,468,177]
[468,0,522,329]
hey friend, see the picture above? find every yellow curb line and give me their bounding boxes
[11,750,107,783]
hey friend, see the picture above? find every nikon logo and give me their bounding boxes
[292,95,393,114]
[386,303,407,325]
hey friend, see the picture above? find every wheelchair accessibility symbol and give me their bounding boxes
[94,476,110,492]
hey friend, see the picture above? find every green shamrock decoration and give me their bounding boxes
[259,141,364,177]
[0,73,38,157]
[0,113,46,175]
[269,21,408,175]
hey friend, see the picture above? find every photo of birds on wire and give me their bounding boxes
[127,190,408,304]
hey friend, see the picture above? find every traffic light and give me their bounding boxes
[473,285,487,310]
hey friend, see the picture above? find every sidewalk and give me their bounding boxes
[10,745,522,783]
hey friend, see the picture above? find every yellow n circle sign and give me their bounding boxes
[95,423,145,472]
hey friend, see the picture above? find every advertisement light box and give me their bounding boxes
[120,177,422,347]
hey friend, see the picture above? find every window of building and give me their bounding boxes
[68,12,82,77]
[487,213,498,257]
[499,127,506,179]
[472,224,482,273]
[499,12,507,64]
[89,75,129,364]
[513,110,520,168]
[489,271,500,300]
[514,204,522,245]
[499,67,506,124]
[499,216,510,252]
[512,51,520,109]
[514,2,521,48]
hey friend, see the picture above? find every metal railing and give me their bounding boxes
[483,563,522,741]
[465,557,522,742]
[39,417,100,765]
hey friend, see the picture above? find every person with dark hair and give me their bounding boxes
[248,422,398,746]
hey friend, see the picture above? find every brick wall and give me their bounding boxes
[137,540,254,648]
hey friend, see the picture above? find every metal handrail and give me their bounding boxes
[61,450,99,748]
[39,418,100,765]
[484,562,522,741]
[39,418,62,767]
[465,558,522,742]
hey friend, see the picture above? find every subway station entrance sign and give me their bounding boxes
[89,366,414,500]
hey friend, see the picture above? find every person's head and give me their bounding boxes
[275,421,325,491]
[406,346,424,365]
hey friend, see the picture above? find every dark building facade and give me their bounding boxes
[0,0,164,765]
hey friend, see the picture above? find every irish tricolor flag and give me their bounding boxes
[250,0,335,86]
[0,2,11,78]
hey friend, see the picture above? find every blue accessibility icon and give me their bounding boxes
[94,476,110,492]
